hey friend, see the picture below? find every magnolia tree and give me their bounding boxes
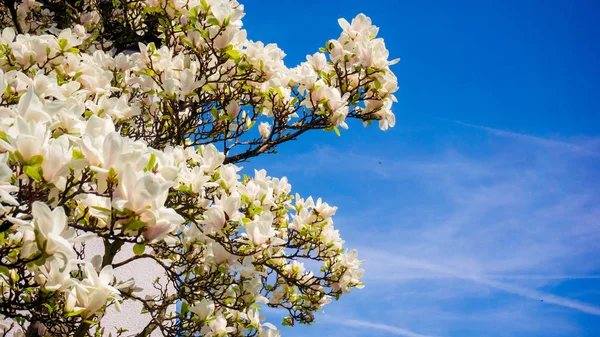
[0,0,398,336]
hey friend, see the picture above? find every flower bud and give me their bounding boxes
[258,122,271,140]
[74,24,86,38]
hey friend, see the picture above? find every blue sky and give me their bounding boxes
[240,1,600,336]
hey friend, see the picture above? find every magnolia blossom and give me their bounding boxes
[190,299,215,321]
[29,202,74,258]
[79,263,121,317]
[258,122,271,140]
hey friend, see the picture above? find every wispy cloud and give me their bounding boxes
[476,277,600,316]
[361,252,600,316]
[324,317,438,337]
[444,119,600,157]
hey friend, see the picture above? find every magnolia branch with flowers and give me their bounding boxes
[0,0,398,336]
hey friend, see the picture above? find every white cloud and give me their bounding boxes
[324,317,438,337]
[361,251,600,316]
[445,119,600,157]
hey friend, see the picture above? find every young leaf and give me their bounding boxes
[133,243,146,255]
[24,166,42,181]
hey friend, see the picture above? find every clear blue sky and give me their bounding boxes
[241,1,600,336]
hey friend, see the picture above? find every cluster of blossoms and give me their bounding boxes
[0,0,397,336]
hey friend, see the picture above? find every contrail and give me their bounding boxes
[325,316,437,337]
[443,118,600,157]
[376,254,600,316]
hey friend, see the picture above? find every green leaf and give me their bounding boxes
[274,87,284,99]
[91,206,111,214]
[333,126,341,137]
[238,63,249,72]
[145,154,156,172]
[24,166,42,181]
[28,154,44,166]
[133,243,146,256]
[59,38,68,50]
[14,151,25,163]
[67,48,80,53]
[200,0,209,10]
[67,309,85,317]
[252,206,264,216]
[108,167,117,179]
[72,149,85,160]
[207,17,220,26]
[199,29,210,39]
[180,301,190,314]
[0,266,9,276]
[72,72,83,81]
[225,49,240,60]
[125,219,146,231]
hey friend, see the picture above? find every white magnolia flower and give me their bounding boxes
[30,202,74,258]
[80,263,120,317]
[113,165,171,213]
[190,298,215,321]
[245,212,284,246]
[2,117,50,162]
[140,207,185,242]
[208,316,235,335]
[306,52,331,72]
[258,122,271,140]
[225,100,241,118]
[38,257,75,291]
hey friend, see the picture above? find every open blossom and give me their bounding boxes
[201,206,226,230]
[30,202,74,258]
[258,122,271,140]
[56,29,83,51]
[225,100,241,118]
[140,207,185,242]
[306,52,331,72]
[41,136,72,188]
[38,258,75,291]
[113,165,172,213]
[79,263,120,317]
[190,298,215,321]
[245,212,285,246]
[0,117,50,162]
[207,316,236,336]
[338,13,379,42]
